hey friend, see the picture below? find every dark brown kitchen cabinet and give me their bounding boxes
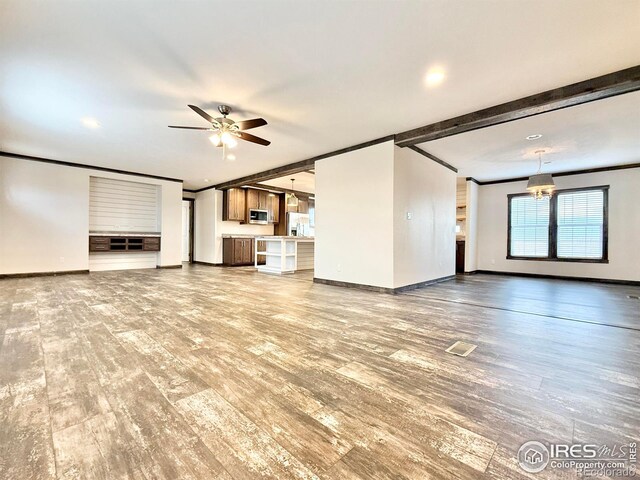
[246,189,259,210]
[222,237,254,266]
[246,188,269,211]
[268,193,280,223]
[222,188,246,222]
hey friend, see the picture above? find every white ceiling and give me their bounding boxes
[421,91,640,181]
[1,0,638,189]
[259,172,315,194]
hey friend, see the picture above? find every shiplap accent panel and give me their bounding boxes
[90,177,160,232]
[296,243,315,270]
[89,252,158,272]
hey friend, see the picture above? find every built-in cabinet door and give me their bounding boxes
[271,194,280,223]
[223,188,246,222]
[241,239,253,264]
[246,189,259,210]
[235,189,246,221]
[258,190,269,210]
[233,239,245,264]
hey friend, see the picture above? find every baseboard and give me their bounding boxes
[313,274,456,294]
[193,261,224,267]
[0,269,90,280]
[463,270,478,275]
[476,270,640,286]
[156,264,183,269]
[393,275,456,293]
[313,277,394,294]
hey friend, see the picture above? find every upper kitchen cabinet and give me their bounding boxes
[268,193,280,223]
[297,198,309,214]
[246,188,270,210]
[222,188,246,222]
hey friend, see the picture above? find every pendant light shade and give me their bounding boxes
[287,179,299,207]
[526,151,556,200]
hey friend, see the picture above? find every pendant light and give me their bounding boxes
[526,150,555,200]
[287,179,299,207]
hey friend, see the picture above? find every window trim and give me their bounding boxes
[507,185,609,263]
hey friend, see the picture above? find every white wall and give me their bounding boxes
[476,168,640,282]
[393,147,456,288]
[0,157,88,274]
[194,189,274,264]
[194,189,217,264]
[0,155,183,274]
[315,141,396,288]
[464,179,479,272]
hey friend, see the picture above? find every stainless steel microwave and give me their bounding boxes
[249,209,268,224]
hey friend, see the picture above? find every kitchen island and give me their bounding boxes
[255,236,314,274]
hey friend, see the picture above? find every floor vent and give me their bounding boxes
[446,341,477,357]
[628,295,640,300]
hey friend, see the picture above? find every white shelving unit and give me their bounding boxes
[255,236,314,274]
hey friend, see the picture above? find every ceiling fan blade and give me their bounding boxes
[237,131,271,146]
[168,125,212,130]
[188,104,216,123]
[234,118,267,130]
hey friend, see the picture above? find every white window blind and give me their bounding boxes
[557,190,604,259]
[510,196,549,257]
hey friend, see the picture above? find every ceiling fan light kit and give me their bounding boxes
[169,104,271,151]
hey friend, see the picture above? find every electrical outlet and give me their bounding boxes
[406,212,412,220]
[60,257,65,263]
[337,263,341,272]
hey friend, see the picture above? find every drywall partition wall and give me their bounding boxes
[393,146,456,288]
[194,189,217,264]
[315,140,395,289]
[0,154,183,275]
[476,168,640,281]
[464,179,479,272]
[156,180,182,267]
[0,156,89,274]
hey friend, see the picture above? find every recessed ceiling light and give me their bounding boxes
[226,154,236,161]
[81,117,100,129]
[425,67,446,87]
[526,134,542,140]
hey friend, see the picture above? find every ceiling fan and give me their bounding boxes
[169,105,270,147]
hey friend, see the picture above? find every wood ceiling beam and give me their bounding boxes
[395,65,640,147]
[244,183,313,198]
[406,146,458,173]
[213,135,394,190]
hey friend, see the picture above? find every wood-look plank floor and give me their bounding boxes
[0,266,638,479]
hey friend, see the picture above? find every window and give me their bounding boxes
[557,190,605,259]
[507,186,608,263]
[509,195,549,257]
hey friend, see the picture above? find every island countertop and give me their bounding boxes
[255,236,315,274]
[256,236,314,241]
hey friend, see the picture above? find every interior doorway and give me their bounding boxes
[181,199,194,263]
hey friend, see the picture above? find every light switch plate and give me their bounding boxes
[406,212,412,220]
